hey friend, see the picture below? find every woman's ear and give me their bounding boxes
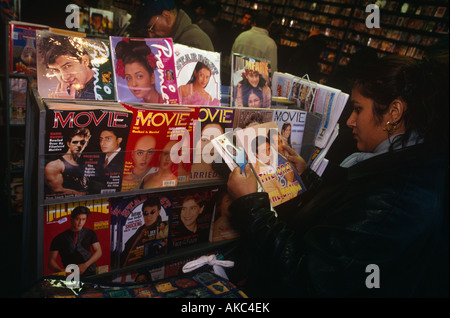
[389,98,407,123]
[151,72,156,85]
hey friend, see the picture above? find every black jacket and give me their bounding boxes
[229,144,448,297]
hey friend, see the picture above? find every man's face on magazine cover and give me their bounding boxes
[142,205,160,227]
[68,135,88,155]
[71,213,87,232]
[48,54,93,89]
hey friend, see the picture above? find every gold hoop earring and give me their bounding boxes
[383,121,398,134]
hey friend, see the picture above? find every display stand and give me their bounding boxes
[28,87,236,287]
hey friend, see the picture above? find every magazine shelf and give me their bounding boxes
[28,85,236,284]
[218,0,448,78]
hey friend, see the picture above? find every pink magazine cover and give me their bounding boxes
[110,36,179,104]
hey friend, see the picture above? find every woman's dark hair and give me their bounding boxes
[281,122,292,146]
[187,62,212,86]
[115,40,155,75]
[353,55,449,153]
[242,86,263,107]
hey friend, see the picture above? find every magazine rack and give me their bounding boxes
[25,87,238,288]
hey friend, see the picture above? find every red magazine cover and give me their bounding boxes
[110,36,179,104]
[43,198,111,277]
[120,104,195,192]
[43,102,133,201]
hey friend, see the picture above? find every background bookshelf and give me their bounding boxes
[219,0,449,82]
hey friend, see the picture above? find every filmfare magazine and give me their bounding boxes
[173,43,221,106]
[43,102,133,200]
[234,121,306,207]
[42,198,111,277]
[230,53,272,108]
[110,36,179,104]
[190,106,235,181]
[36,30,116,100]
[120,104,195,192]
[110,193,171,269]
[169,186,218,250]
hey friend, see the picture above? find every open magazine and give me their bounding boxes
[212,121,306,207]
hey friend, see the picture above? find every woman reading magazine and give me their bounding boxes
[226,55,449,297]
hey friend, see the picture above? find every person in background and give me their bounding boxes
[232,10,278,73]
[195,0,221,52]
[135,0,213,51]
[226,55,449,297]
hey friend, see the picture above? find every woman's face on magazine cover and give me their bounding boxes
[247,72,260,87]
[282,125,291,138]
[181,199,204,229]
[124,62,155,99]
[247,91,262,108]
[132,136,156,172]
[196,123,224,163]
[195,67,211,88]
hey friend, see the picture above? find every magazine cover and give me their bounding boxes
[169,186,218,250]
[300,112,322,164]
[111,193,171,268]
[190,106,235,181]
[9,21,48,75]
[209,186,239,242]
[173,43,221,106]
[272,109,307,156]
[232,108,274,129]
[272,72,296,99]
[110,36,179,104]
[42,199,111,277]
[36,30,115,100]
[89,7,114,36]
[9,77,27,125]
[234,121,307,207]
[230,53,271,108]
[120,104,195,192]
[43,102,133,200]
[312,85,348,149]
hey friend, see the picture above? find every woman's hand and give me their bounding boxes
[282,144,307,175]
[227,164,258,200]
